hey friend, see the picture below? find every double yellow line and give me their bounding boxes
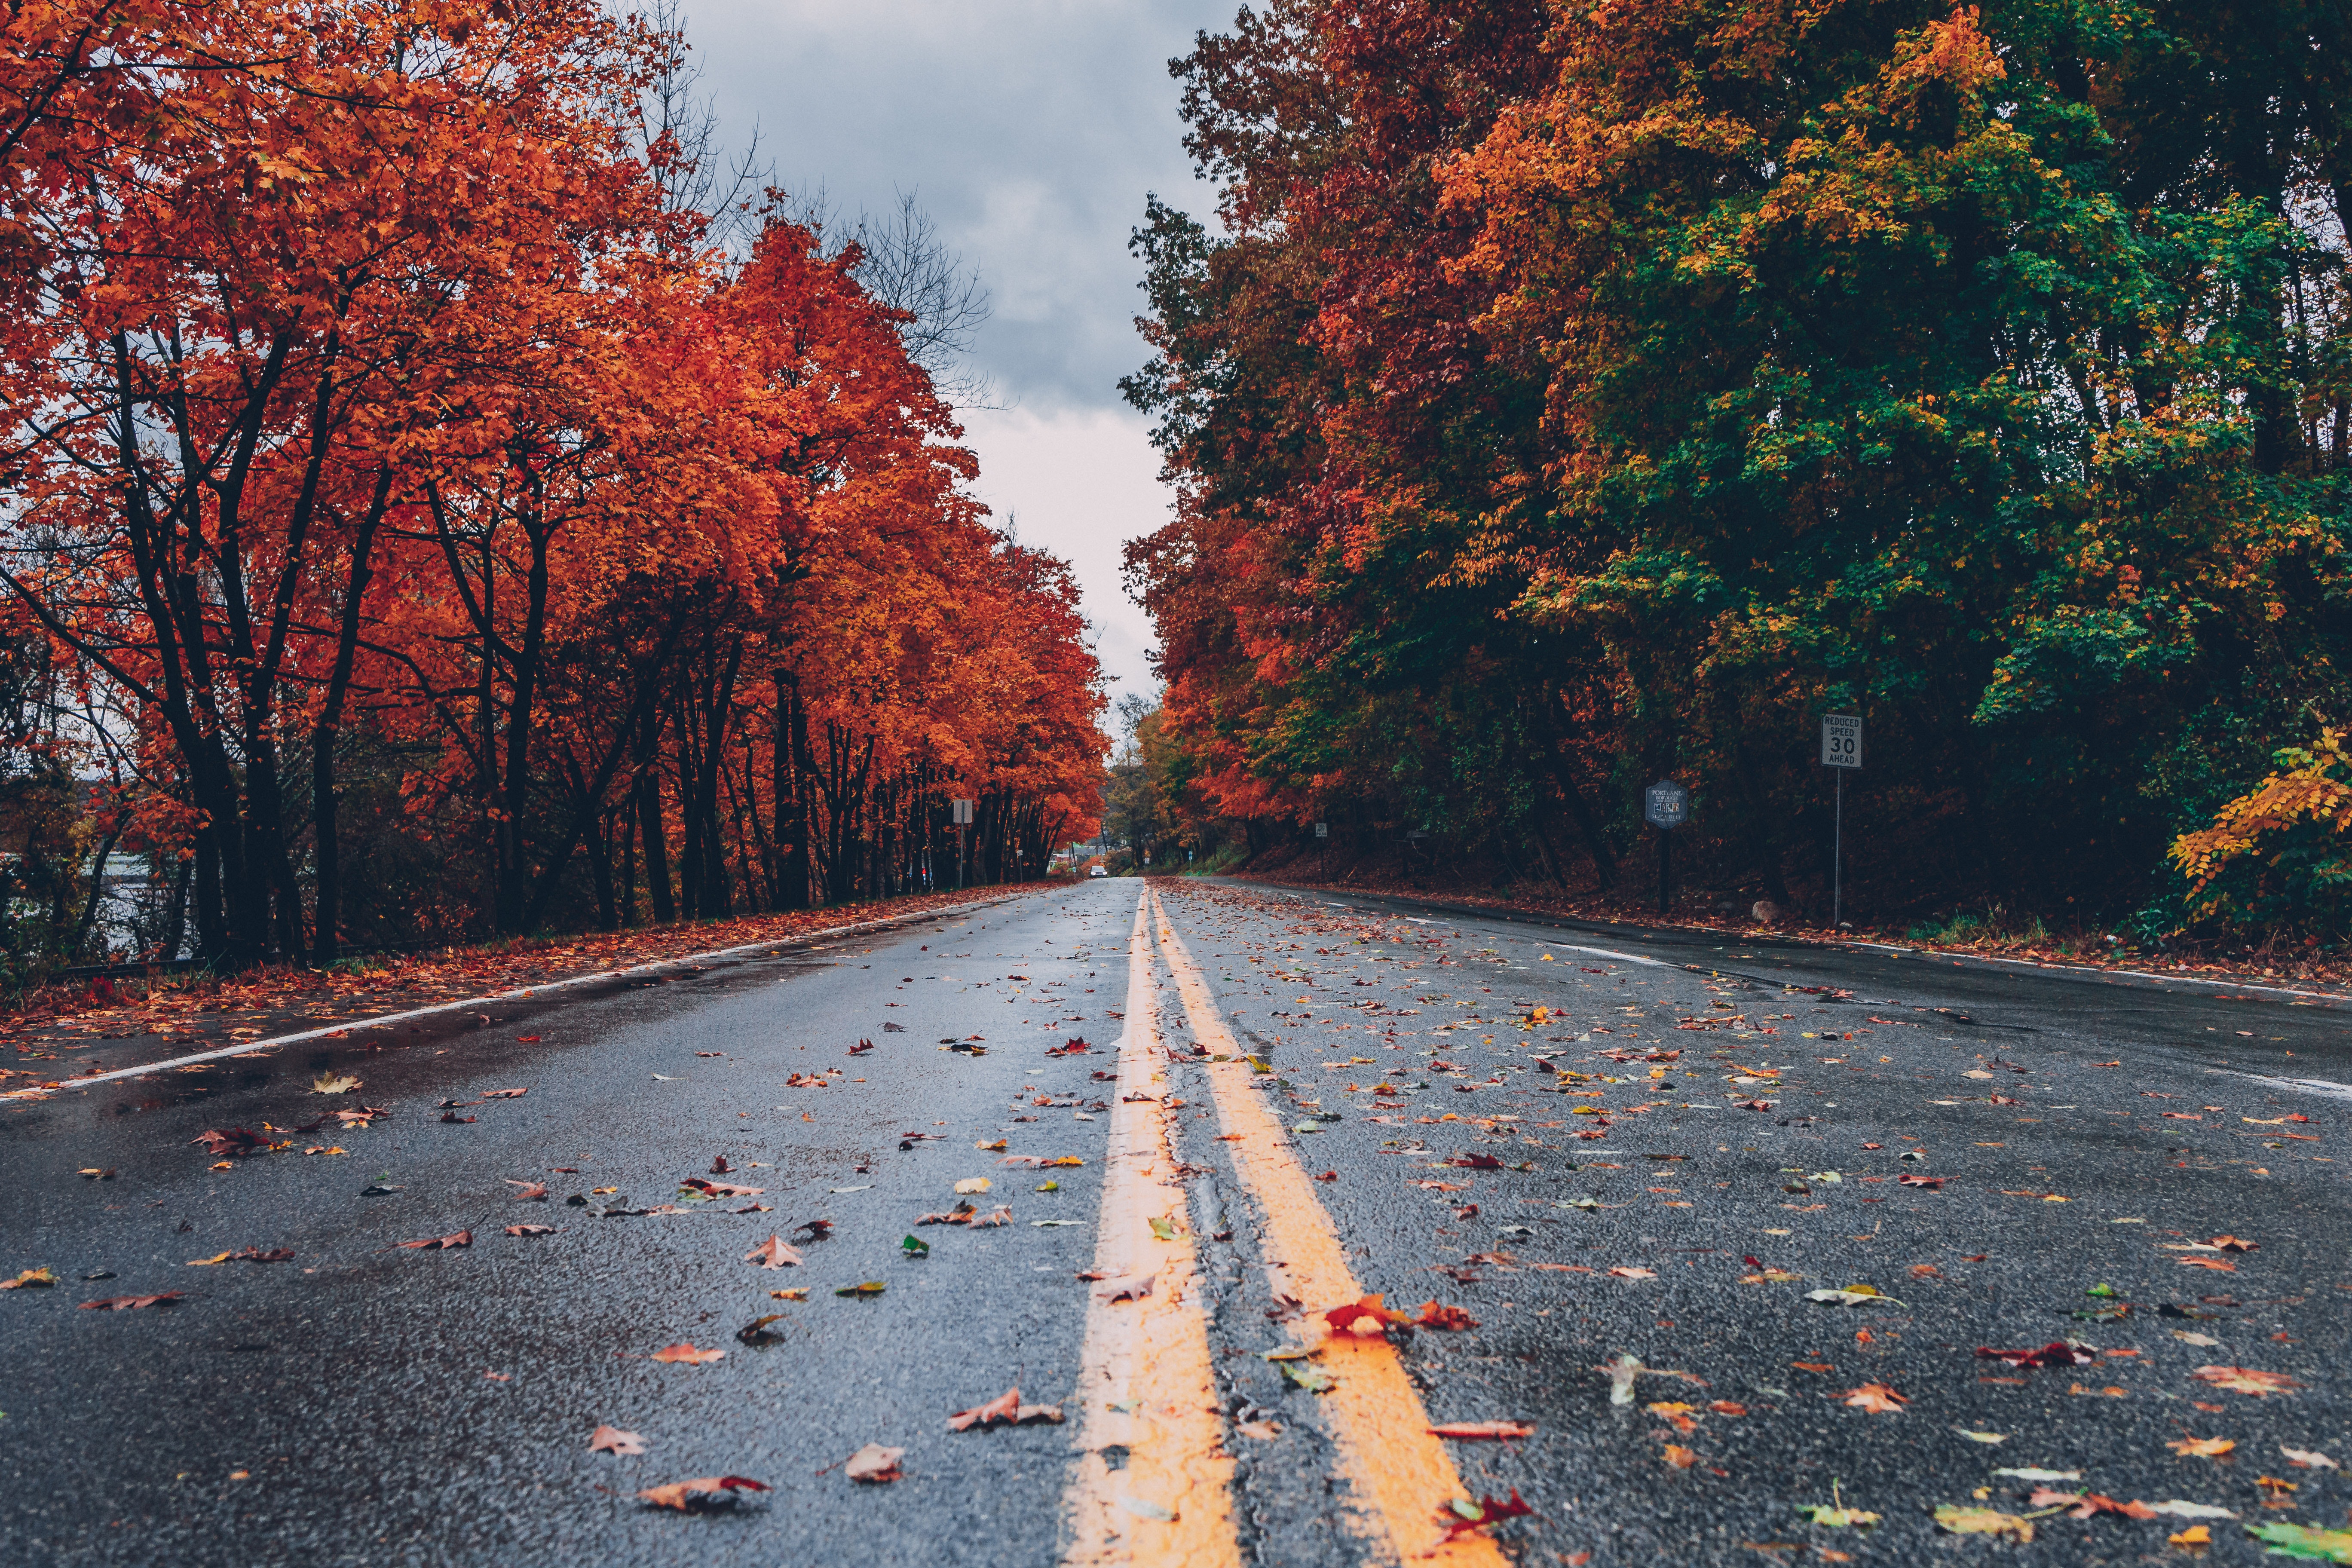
[1062,888,1509,1567]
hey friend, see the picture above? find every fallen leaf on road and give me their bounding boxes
[948,1387,1063,1430]
[2283,1448,2340,1470]
[1096,1274,1154,1303]
[1647,1401,1700,1434]
[1429,1421,1534,1440]
[1840,1383,1907,1413]
[843,1444,903,1483]
[1280,1361,1335,1393]
[1326,1294,1413,1335]
[505,1224,557,1237]
[954,1177,992,1195]
[637,1476,766,1510]
[769,1288,808,1301]
[1148,1215,1179,1241]
[1609,1267,1657,1280]
[2249,1522,2352,1561]
[1934,1505,2035,1541]
[506,1181,548,1201]
[834,1281,886,1298]
[79,1292,182,1310]
[680,1179,764,1198]
[2210,1235,2258,1253]
[391,1230,472,1251]
[1994,1467,2081,1482]
[649,1344,725,1365]
[2171,1525,2213,1547]
[2030,1488,2160,1520]
[1954,1429,2009,1443]
[2180,1257,2237,1272]
[2170,1436,2236,1458]
[1977,1341,2099,1369]
[1237,1420,1280,1440]
[309,1073,361,1094]
[1661,1444,1697,1469]
[190,1128,265,1158]
[2192,1366,2301,1397]
[737,1314,788,1346]
[0,1267,57,1289]
[1897,1173,1945,1189]
[480,1088,528,1099]
[744,1236,804,1269]
[589,1425,646,1455]
[1809,1287,1905,1308]
[1417,1302,1478,1330]
[1442,1489,1534,1539]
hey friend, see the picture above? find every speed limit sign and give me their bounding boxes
[1820,714,1862,769]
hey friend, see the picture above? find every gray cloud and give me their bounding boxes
[685,0,1230,416]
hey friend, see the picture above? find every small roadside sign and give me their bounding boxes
[1314,822,1328,839]
[1643,779,1689,830]
[1821,714,1862,769]
[951,798,975,824]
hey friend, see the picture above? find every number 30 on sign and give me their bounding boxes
[1820,714,1862,769]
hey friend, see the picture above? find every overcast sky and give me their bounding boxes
[679,0,1236,710]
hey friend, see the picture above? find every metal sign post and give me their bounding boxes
[952,797,974,889]
[1642,779,1689,916]
[1819,715,1862,927]
[1314,820,1327,879]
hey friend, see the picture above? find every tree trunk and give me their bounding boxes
[310,469,390,964]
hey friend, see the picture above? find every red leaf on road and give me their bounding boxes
[1442,1489,1534,1539]
[1325,1294,1413,1335]
[505,1224,557,1237]
[1976,1342,2097,1369]
[1417,1302,1479,1330]
[637,1476,766,1509]
[79,1292,183,1310]
[649,1344,725,1365]
[480,1088,528,1099]
[190,1128,264,1157]
[1429,1421,1534,1439]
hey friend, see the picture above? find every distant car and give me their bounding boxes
[1088,865,1108,878]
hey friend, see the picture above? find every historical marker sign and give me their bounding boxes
[1643,779,1690,830]
[1821,714,1862,769]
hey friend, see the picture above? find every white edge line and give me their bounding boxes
[9,890,1040,1097]
[1537,942,1666,968]
[2207,1068,2352,1101]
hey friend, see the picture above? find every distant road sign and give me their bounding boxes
[951,798,975,824]
[1643,779,1689,830]
[1314,822,1328,839]
[1821,714,1863,769]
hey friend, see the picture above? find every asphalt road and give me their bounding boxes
[2,877,2348,1566]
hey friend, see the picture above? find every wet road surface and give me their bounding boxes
[3,877,2348,1566]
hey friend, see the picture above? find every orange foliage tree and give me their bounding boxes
[0,1,1104,971]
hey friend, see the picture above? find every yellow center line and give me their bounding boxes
[1062,891,1240,1566]
[1150,887,1512,1567]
